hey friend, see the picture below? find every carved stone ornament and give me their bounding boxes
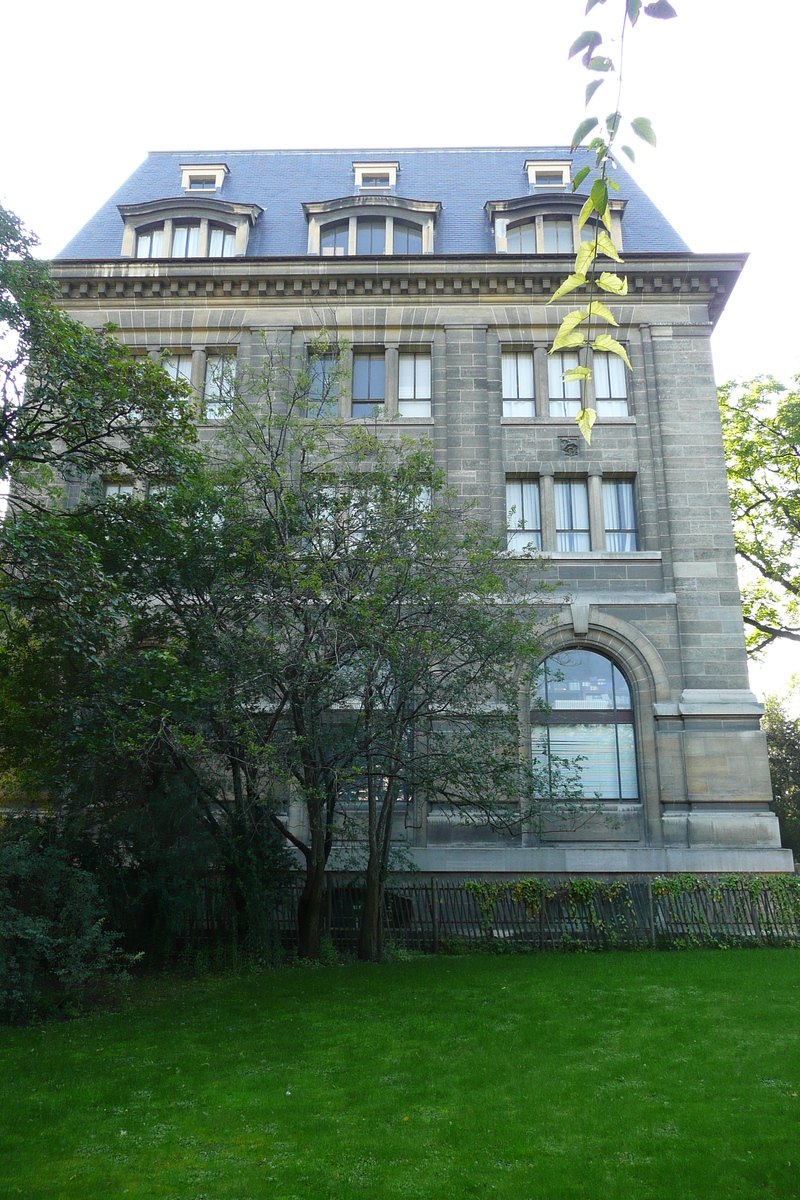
[559,435,579,457]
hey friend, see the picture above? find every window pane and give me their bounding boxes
[603,481,637,551]
[548,351,581,401]
[503,400,536,418]
[398,355,415,399]
[506,478,540,551]
[613,666,632,710]
[543,218,573,253]
[506,479,523,529]
[357,218,385,255]
[517,354,534,399]
[545,650,616,710]
[321,221,348,256]
[186,224,199,256]
[209,227,223,256]
[136,231,151,259]
[522,479,541,531]
[163,355,192,383]
[507,529,542,552]
[172,225,187,257]
[617,724,639,798]
[352,355,369,399]
[608,353,627,397]
[555,480,589,550]
[506,227,521,253]
[222,229,236,257]
[415,355,431,398]
[550,724,619,799]
[398,399,431,419]
[369,354,385,399]
[502,353,518,399]
[395,221,422,253]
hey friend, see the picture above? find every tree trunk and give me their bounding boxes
[297,852,326,959]
[358,854,383,961]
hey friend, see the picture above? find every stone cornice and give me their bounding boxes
[51,252,746,325]
[302,195,442,220]
[117,197,263,224]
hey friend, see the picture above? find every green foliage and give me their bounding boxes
[762,695,800,859]
[0,203,196,493]
[0,812,125,1023]
[719,375,800,651]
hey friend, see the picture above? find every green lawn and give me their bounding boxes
[1,951,799,1199]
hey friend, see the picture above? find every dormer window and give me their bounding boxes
[136,224,164,258]
[180,163,229,192]
[524,159,571,189]
[119,198,262,259]
[487,195,625,255]
[304,196,440,256]
[353,161,399,192]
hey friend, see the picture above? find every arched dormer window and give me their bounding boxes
[303,194,441,256]
[532,649,638,801]
[486,194,626,255]
[119,198,262,259]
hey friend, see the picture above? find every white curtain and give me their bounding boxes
[603,481,636,551]
[555,480,590,551]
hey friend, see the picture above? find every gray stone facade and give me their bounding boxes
[51,148,793,874]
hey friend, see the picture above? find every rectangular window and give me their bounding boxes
[398,353,431,418]
[502,352,535,418]
[506,478,542,552]
[593,351,628,416]
[542,217,573,254]
[204,354,237,420]
[603,480,637,551]
[535,171,566,187]
[360,174,390,189]
[356,217,386,255]
[136,226,163,258]
[172,223,200,257]
[320,221,348,256]
[308,353,339,418]
[162,354,193,384]
[208,226,236,257]
[352,352,385,417]
[548,352,582,417]
[555,479,590,551]
[104,481,134,500]
[188,176,216,190]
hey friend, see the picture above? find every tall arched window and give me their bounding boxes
[533,649,638,801]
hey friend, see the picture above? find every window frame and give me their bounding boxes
[398,352,432,419]
[506,477,542,553]
[136,224,164,259]
[307,351,340,419]
[593,350,629,417]
[554,478,591,552]
[171,221,201,258]
[351,351,386,418]
[203,353,237,421]
[548,352,582,418]
[502,351,535,418]
[603,479,638,551]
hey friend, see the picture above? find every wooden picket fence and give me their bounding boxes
[264,874,800,953]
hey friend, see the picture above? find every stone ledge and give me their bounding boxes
[402,846,795,875]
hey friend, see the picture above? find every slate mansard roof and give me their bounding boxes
[57,146,689,260]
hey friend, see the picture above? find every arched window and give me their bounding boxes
[394,220,423,254]
[533,649,638,801]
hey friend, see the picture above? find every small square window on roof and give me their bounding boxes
[524,159,571,189]
[180,163,229,192]
[353,161,399,191]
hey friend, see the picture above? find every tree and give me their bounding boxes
[761,693,800,859]
[0,204,196,497]
[719,375,800,652]
[0,338,570,961]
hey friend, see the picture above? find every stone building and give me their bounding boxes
[53,147,792,874]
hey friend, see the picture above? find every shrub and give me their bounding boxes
[0,812,125,1022]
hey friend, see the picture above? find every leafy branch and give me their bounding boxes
[550,0,676,443]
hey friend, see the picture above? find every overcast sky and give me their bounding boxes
[2,0,798,697]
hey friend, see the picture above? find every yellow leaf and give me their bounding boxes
[595,230,622,261]
[575,240,597,276]
[578,197,595,230]
[593,333,632,369]
[552,329,586,353]
[596,271,628,296]
[585,301,618,326]
[548,273,587,304]
[600,205,612,233]
[557,309,588,338]
[576,406,597,444]
[563,365,593,382]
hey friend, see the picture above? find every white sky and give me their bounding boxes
[2,0,798,699]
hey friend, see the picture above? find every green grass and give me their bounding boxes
[1,951,799,1199]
